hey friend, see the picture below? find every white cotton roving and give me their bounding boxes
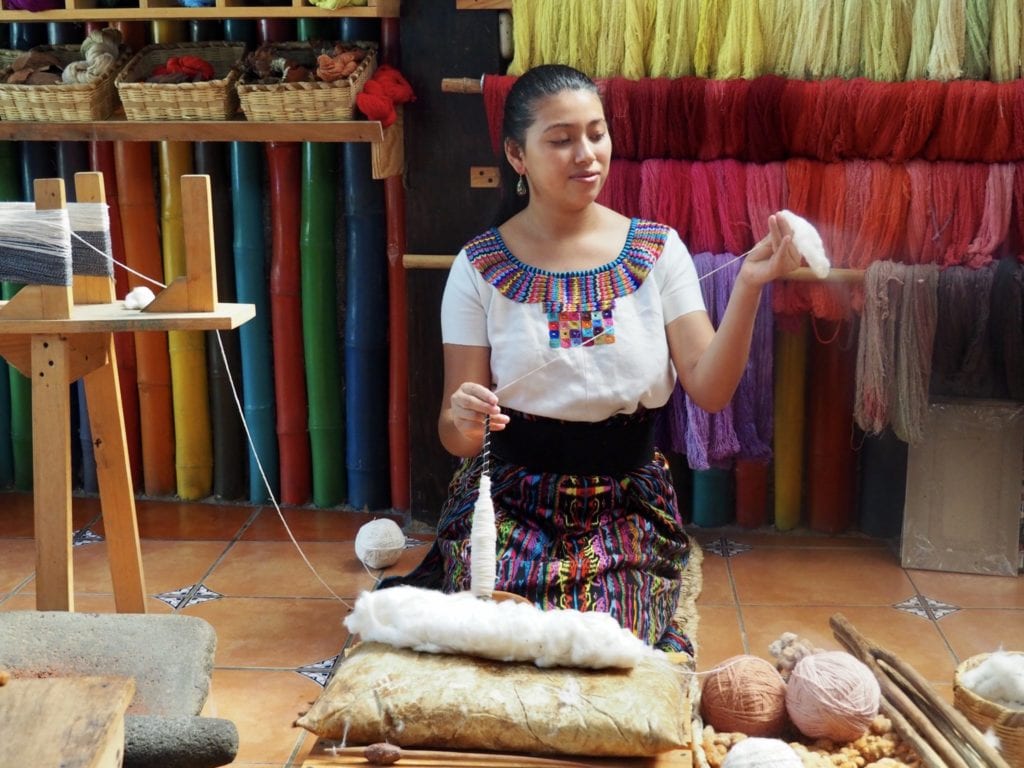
[722,737,803,768]
[124,286,156,309]
[344,585,655,669]
[778,209,830,279]
[354,518,407,569]
[959,651,1024,709]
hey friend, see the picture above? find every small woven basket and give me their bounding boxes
[237,41,376,122]
[115,41,245,121]
[0,44,128,121]
[953,652,1024,767]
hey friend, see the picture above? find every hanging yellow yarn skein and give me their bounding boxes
[990,0,1022,82]
[928,0,966,80]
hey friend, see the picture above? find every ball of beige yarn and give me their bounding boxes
[354,519,406,569]
[722,737,803,767]
[700,655,789,737]
[786,650,880,742]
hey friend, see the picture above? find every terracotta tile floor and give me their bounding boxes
[1,491,1021,766]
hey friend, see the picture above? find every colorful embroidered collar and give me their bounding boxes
[464,219,669,312]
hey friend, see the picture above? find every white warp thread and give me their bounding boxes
[345,585,655,669]
[778,209,830,278]
[0,205,72,286]
[67,202,113,277]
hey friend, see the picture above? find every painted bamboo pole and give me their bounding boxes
[114,142,176,496]
[225,19,277,503]
[342,18,388,510]
[192,20,244,501]
[153,19,212,500]
[90,141,143,489]
[263,19,311,506]
[773,317,808,531]
[298,7,346,507]
[381,16,410,511]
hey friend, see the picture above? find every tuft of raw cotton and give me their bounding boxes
[344,585,656,669]
[959,651,1024,709]
[778,209,830,279]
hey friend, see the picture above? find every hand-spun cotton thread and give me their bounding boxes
[344,585,653,669]
[777,209,830,279]
[722,737,803,768]
[124,286,156,309]
[700,654,789,737]
[470,415,496,599]
[786,651,880,742]
[354,518,406,570]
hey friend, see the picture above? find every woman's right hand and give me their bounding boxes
[450,382,509,441]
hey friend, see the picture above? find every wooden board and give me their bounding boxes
[0,119,384,144]
[303,743,693,767]
[0,675,135,768]
[0,0,398,20]
[0,300,254,334]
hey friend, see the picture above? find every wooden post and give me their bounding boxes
[143,174,218,314]
[76,172,148,614]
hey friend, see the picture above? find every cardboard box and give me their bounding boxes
[901,399,1024,577]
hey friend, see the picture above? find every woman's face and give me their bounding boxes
[512,89,612,211]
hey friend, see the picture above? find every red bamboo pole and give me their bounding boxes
[381,16,410,512]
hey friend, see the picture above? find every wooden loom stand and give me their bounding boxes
[0,172,254,613]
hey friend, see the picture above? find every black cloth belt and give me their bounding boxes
[490,407,656,476]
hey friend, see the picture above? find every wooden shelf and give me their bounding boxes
[0,116,384,143]
[0,0,398,20]
[455,0,510,8]
[0,300,255,334]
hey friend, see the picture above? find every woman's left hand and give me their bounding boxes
[738,213,802,287]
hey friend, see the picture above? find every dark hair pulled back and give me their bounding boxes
[492,64,601,225]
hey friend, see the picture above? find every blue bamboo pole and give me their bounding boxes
[225,20,277,503]
[342,142,388,510]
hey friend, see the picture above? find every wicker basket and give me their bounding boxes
[237,41,376,122]
[0,44,128,121]
[115,41,245,121]
[953,653,1024,767]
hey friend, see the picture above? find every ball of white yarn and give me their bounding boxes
[124,286,155,309]
[786,650,880,742]
[722,737,803,768]
[354,518,406,569]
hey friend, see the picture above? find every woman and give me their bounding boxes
[393,64,800,654]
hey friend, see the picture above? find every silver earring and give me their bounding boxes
[516,174,527,196]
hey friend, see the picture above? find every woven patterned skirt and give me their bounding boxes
[385,452,692,655]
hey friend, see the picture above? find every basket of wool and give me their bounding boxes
[721,737,802,768]
[700,655,788,738]
[786,650,880,743]
[953,651,1024,766]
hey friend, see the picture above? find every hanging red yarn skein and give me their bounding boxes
[356,64,415,128]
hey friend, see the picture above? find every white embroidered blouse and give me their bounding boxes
[441,219,706,422]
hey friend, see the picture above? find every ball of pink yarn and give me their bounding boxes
[700,655,788,737]
[786,651,880,742]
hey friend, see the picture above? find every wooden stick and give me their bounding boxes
[403,254,865,284]
[442,76,483,93]
[308,744,683,767]
[873,648,1011,768]
[830,614,1009,768]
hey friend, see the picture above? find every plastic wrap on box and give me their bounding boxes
[901,399,1024,577]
